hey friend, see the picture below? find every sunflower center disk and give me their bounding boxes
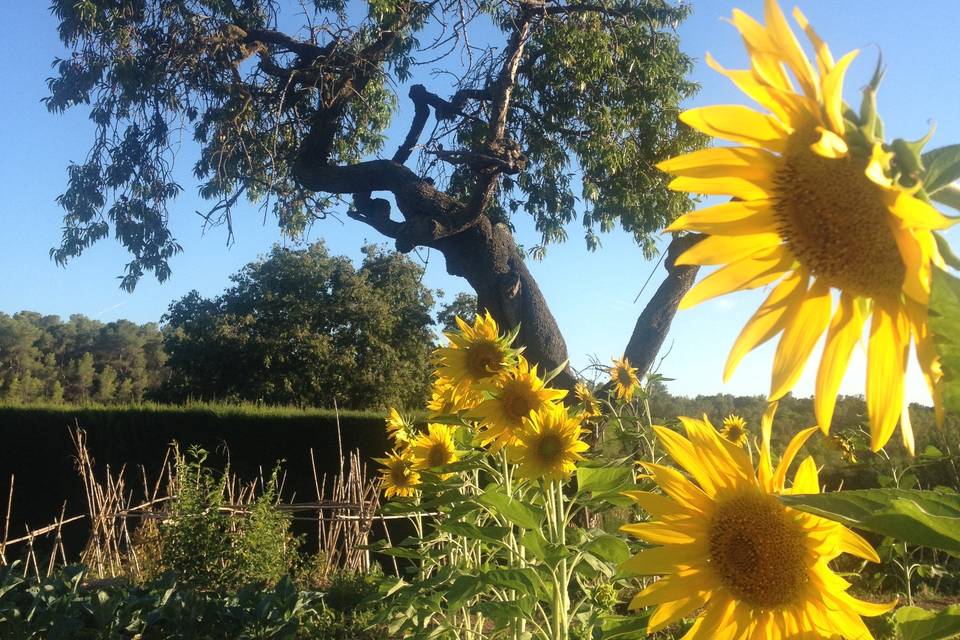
[774,135,905,300]
[534,434,565,465]
[466,341,504,379]
[391,465,411,488]
[504,386,537,423]
[427,445,449,468]
[708,492,808,609]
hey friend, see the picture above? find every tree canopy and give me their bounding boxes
[161,242,438,408]
[47,0,704,385]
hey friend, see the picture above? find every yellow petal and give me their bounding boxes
[668,174,774,201]
[653,425,718,496]
[629,570,710,609]
[822,49,859,135]
[648,593,708,634]
[814,293,865,432]
[725,269,807,380]
[657,146,779,183]
[641,463,713,514]
[809,127,848,159]
[838,526,881,563]
[792,7,834,77]
[729,9,793,93]
[679,105,790,152]
[901,402,916,456]
[773,425,820,493]
[621,519,701,545]
[889,190,955,230]
[704,53,807,127]
[866,303,909,451]
[905,298,945,425]
[770,278,832,400]
[676,233,784,267]
[680,246,794,310]
[622,490,686,519]
[667,199,777,236]
[678,416,754,491]
[791,455,820,494]
[620,545,702,577]
[763,0,819,99]
[760,399,778,457]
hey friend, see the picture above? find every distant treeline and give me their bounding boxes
[0,243,478,410]
[0,312,166,404]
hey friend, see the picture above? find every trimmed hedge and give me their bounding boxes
[0,403,391,545]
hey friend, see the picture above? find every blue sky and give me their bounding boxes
[1,1,958,404]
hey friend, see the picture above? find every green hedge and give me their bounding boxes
[0,403,391,541]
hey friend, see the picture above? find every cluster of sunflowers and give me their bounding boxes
[377,311,605,497]
[372,0,959,638]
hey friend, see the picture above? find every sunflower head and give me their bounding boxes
[468,356,567,452]
[574,381,601,418]
[375,449,421,499]
[658,0,955,453]
[609,356,640,402]
[509,404,589,482]
[385,407,413,444]
[619,415,894,637]
[409,423,460,479]
[720,414,749,447]
[434,312,520,396]
[427,376,482,415]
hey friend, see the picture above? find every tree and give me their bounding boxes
[96,364,118,402]
[161,242,436,409]
[46,0,705,388]
[74,352,96,403]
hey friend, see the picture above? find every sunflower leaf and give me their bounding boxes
[935,233,960,271]
[930,268,960,416]
[894,605,960,640]
[930,183,960,211]
[477,487,544,529]
[780,489,960,555]
[922,144,960,194]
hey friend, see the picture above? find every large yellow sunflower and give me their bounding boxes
[620,416,894,638]
[509,404,589,482]
[658,0,954,452]
[468,356,567,452]
[375,449,421,499]
[720,415,749,447]
[408,423,460,479]
[434,312,518,398]
[385,407,412,445]
[427,375,483,415]
[574,381,602,418]
[610,356,641,402]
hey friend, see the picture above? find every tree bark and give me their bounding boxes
[623,233,702,379]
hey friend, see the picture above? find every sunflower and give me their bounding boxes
[620,416,894,638]
[409,423,460,479]
[434,312,518,398]
[509,404,589,482]
[610,356,640,402]
[574,381,602,418]
[385,407,412,444]
[658,0,954,453]
[468,356,567,452]
[720,415,749,447]
[427,375,483,415]
[375,449,421,499]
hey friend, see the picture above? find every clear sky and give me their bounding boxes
[1,1,958,404]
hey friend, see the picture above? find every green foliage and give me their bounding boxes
[161,242,436,410]
[894,604,960,640]
[930,267,960,417]
[46,0,702,286]
[0,312,165,404]
[0,562,385,639]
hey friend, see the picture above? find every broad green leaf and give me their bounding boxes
[482,567,543,598]
[576,464,636,495]
[930,268,960,416]
[935,233,960,271]
[923,144,960,194]
[931,183,960,211]
[477,488,544,529]
[520,529,569,564]
[439,521,510,546]
[781,489,960,554]
[894,605,960,640]
[445,575,484,611]
[600,613,653,639]
[583,534,631,565]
